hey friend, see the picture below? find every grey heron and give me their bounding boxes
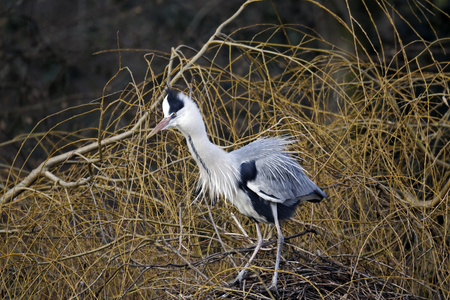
[150,89,327,292]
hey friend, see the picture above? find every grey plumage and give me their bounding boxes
[232,137,326,205]
[151,90,327,292]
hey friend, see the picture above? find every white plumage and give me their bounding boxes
[151,90,327,292]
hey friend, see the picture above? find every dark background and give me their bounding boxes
[1,0,449,168]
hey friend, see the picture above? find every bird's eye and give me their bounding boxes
[171,112,177,118]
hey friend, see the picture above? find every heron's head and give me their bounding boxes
[151,89,204,136]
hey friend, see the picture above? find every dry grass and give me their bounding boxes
[1,1,449,299]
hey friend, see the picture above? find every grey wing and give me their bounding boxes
[247,153,327,205]
[232,137,327,205]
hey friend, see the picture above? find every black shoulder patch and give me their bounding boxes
[167,89,184,114]
[240,160,257,184]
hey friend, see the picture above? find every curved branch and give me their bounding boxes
[0,0,258,205]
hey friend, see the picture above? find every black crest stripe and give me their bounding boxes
[166,89,184,114]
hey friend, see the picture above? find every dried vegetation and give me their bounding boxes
[1,0,449,299]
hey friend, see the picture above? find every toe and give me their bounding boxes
[268,283,279,295]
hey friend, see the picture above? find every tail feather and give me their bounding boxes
[301,189,327,203]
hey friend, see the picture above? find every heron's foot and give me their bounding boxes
[227,277,241,288]
[228,270,247,288]
[267,283,279,295]
[268,275,280,295]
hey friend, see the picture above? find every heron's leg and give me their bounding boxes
[268,203,283,293]
[229,222,263,286]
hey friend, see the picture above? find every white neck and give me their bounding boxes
[184,129,227,178]
[181,128,238,201]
